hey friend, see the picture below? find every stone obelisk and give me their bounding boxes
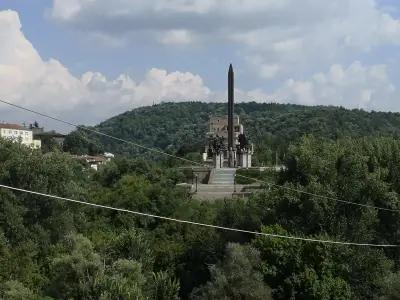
[228,64,234,168]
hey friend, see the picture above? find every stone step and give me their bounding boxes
[214,172,236,175]
[210,179,235,184]
[209,168,236,185]
[213,173,235,177]
[214,170,236,174]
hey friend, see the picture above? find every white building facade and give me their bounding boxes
[0,124,41,149]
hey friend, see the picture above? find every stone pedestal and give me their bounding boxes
[238,152,252,168]
[202,152,207,161]
[213,153,224,168]
[228,149,235,168]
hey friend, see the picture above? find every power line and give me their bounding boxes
[236,174,400,212]
[0,98,398,213]
[0,183,397,248]
[0,99,200,166]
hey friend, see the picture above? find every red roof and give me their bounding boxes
[0,123,25,130]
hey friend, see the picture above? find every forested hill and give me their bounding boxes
[64,102,400,162]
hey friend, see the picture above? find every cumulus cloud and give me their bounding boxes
[271,62,397,110]
[159,30,194,45]
[1,8,399,131]
[49,0,400,79]
[0,10,211,125]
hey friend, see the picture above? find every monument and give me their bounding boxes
[228,64,235,168]
[203,65,253,168]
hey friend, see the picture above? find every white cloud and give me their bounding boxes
[259,64,281,79]
[49,0,400,79]
[271,62,397,110]
[159,30,194,45]
[0,10,211,125]
[1,8,399,131]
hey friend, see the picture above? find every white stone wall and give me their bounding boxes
[0,127,41,149]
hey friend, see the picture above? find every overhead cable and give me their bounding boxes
[1,98,398,213]
[0,183,397,248]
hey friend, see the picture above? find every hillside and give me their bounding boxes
[64,102,400,163]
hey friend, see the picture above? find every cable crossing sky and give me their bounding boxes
[0,98,398,213]
[0,183,397,248]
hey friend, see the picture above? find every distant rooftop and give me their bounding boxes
[0,123,26,130]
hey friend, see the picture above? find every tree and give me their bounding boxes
[191,243,272,300]
[253,225,352,300]
[150,271,180,300]
[103,229,154,270]
[381,273,400,300]
[47,234,103,299]
[1,280,37,300]
[99,259,147,300]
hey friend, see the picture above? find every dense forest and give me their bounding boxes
[64,102,400,164]
[2,102,400,299]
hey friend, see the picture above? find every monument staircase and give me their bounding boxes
[190,168,237,200]
[208,168,236,185]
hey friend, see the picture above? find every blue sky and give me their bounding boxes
[1,0,400,127]
[0,0,241,89]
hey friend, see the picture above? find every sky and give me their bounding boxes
[1,0,400,130]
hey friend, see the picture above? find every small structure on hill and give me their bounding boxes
[202,65,253,168]
[72,153,114,171]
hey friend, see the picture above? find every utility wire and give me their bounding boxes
[0,98,398,213]
[236,174,400,212]
[0,183,397,248]
[0,99,200,166]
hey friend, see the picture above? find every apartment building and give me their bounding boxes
[0,123,41,149]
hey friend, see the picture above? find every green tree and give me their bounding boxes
[1,280,37,300]
[99,259,147,300]
[191,243,272,300]
[253,225,352,300]
[104,229,154,270]
[150,271,180,300]
[381,272,400,300]
[47,234,103,299]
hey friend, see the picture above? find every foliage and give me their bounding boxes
[253,225,353,299]
[64,102,400,165]
[380,272,400,300]
[3,103,400,299]
[191,243,272,300]
[151,271,180,300]
[47,234,103,299]
[1,280,37,300]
